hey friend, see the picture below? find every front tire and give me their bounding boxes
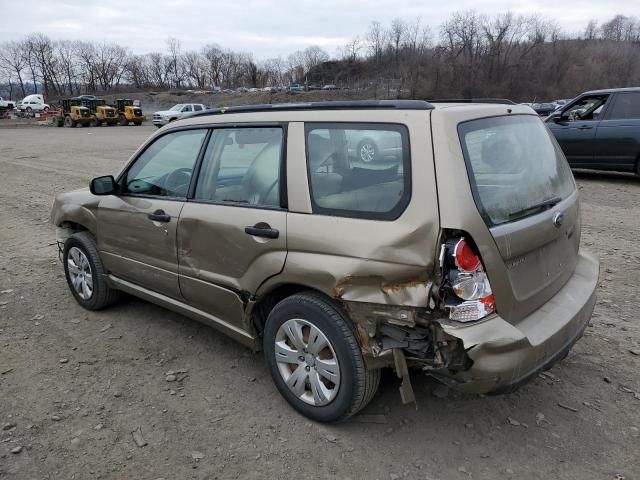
[118,114,127,126]
[63,232,120,310]
[264,292,380,423]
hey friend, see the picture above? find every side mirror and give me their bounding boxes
[90,175,118,195]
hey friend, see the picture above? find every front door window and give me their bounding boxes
[123,129,207,198]
[563,96,609,121]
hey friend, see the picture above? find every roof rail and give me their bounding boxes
[190,99,434,118]
[427,98,516,105]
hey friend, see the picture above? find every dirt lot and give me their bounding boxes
[0,125,639,480]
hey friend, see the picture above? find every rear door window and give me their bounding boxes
[305,123,410,220]
[194,127,284,208]
[459,115,575,226]
[608,93,640,120]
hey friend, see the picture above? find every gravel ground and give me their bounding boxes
[0,125,639,480]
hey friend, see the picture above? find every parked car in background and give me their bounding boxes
[51,100,597,423]
[289,84,304,92]
[546,87,640,175]
[322,84,338,90]
[16,94,50,113]
[553,98,572,108]
[0,97,16,109]
[531,103,557,116]
[152,103,206,127]
[347,129,402,163]
[76,95,97,101]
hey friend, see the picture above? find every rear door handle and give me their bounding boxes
[245,222,279,239]
[577,125,593,130]
[148,209,171,223]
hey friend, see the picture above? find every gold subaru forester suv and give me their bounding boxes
[51,100,599,422]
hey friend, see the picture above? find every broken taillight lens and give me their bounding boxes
[444,238,496,322]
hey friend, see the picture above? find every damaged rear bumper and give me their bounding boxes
[439,250,599,394]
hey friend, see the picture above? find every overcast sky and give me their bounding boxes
[1,0,637,58]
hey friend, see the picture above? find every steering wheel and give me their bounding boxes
[164,167,192,197]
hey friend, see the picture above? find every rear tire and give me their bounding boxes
[64,116,75,128]
[118,114,127,126]
[264,292,380,423]
[134,121,142,126]
[63,232,120,310]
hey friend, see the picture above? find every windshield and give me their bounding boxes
[169,104,184,111]
[459,115,575,226]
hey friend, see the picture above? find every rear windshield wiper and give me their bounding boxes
[508,196,562,221]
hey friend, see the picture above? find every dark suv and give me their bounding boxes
[546,87,640,175]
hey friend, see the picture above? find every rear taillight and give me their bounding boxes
[442,238,496,322]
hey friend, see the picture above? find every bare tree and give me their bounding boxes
[0,41,28,97]
[367,21,386,65]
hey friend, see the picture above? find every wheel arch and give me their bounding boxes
[251,283,340,337]
[51,197,99,240]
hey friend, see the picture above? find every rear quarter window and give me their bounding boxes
[305,123,411,220]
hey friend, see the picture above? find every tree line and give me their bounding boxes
[0,12,639,101]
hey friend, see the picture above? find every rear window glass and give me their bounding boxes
[459,115,575,226]
[305,123,410,220]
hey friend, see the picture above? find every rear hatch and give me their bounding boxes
[432,106,580,323]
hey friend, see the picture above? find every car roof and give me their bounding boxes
[189,100,434,119]
[582,87,640,95]
[172,99,535,128]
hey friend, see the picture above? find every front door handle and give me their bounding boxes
[577,124,593,130]
[148,209,171,223]
[245,222,279,239]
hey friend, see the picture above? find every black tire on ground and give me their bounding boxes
[64,116,75,128]
[63,231,120,310]
[263,291,381,423]
[134,121,142,126]
[357,138,379,163]
[118,114,128,126]
[26,106,32,113]
[56,118,64,127]
[43,106,49,112]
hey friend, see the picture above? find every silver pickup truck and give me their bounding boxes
[153,103,206,127]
